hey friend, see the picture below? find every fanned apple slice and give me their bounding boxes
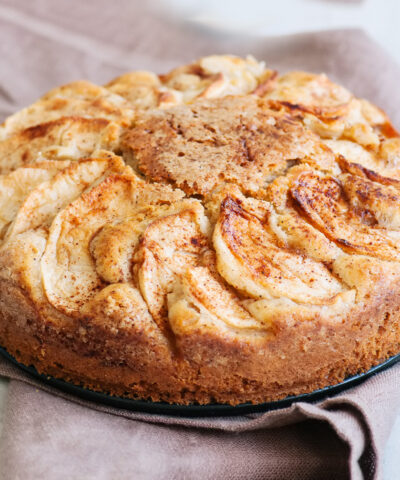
[243,288,356,327]
[6,155,126,240]
[331,137,400,184]
[0,230,50,310]
[336,153,396,183]
[340,173,400,230]
[135,202,211,331]
[265,72,390,146]
[0,161,70,240]
[107,55,273,110]
[91,199,197,285]
[41,173,185,316]
[325,139,379,169]
[325,139,400,181]
[168,266,270,340]
[379,138,400,167]
[291,170,400,260]
[265,71,353,118]
[0,117,122,174]
[160,55,273,103]
[0,81,133,139]
[0,155,127,317]
[105,71,163,109]
[266,167,342,262]
[213,194,345,304]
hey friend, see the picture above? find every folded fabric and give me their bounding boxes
[1,356,400,479]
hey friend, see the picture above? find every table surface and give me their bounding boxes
[0,0,399,477]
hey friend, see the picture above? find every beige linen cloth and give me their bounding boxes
[0,2,400,479]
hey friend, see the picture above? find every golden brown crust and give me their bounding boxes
[291,170,400,259]
[0,81,133,140]
[106,55,275,109]
[0,117,123,174]
[122,95,329,195]
[1,55,400,405]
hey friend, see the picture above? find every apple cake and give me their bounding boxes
[0,55,400,405]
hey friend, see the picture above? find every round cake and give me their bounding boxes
[0,55,400,405]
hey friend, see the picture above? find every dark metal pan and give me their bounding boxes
[1,346,399,417]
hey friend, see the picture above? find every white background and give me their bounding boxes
[161,0,400,64]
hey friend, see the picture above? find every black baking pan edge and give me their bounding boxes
[1,346,399,417]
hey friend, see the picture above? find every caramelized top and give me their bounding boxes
[1,54,400,346]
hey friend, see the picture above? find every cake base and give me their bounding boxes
[1,346,399,417]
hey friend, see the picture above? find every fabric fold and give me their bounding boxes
[0,380,351,480]
[1,356,400,478]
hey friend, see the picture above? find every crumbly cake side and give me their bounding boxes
[0,55,400,405]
